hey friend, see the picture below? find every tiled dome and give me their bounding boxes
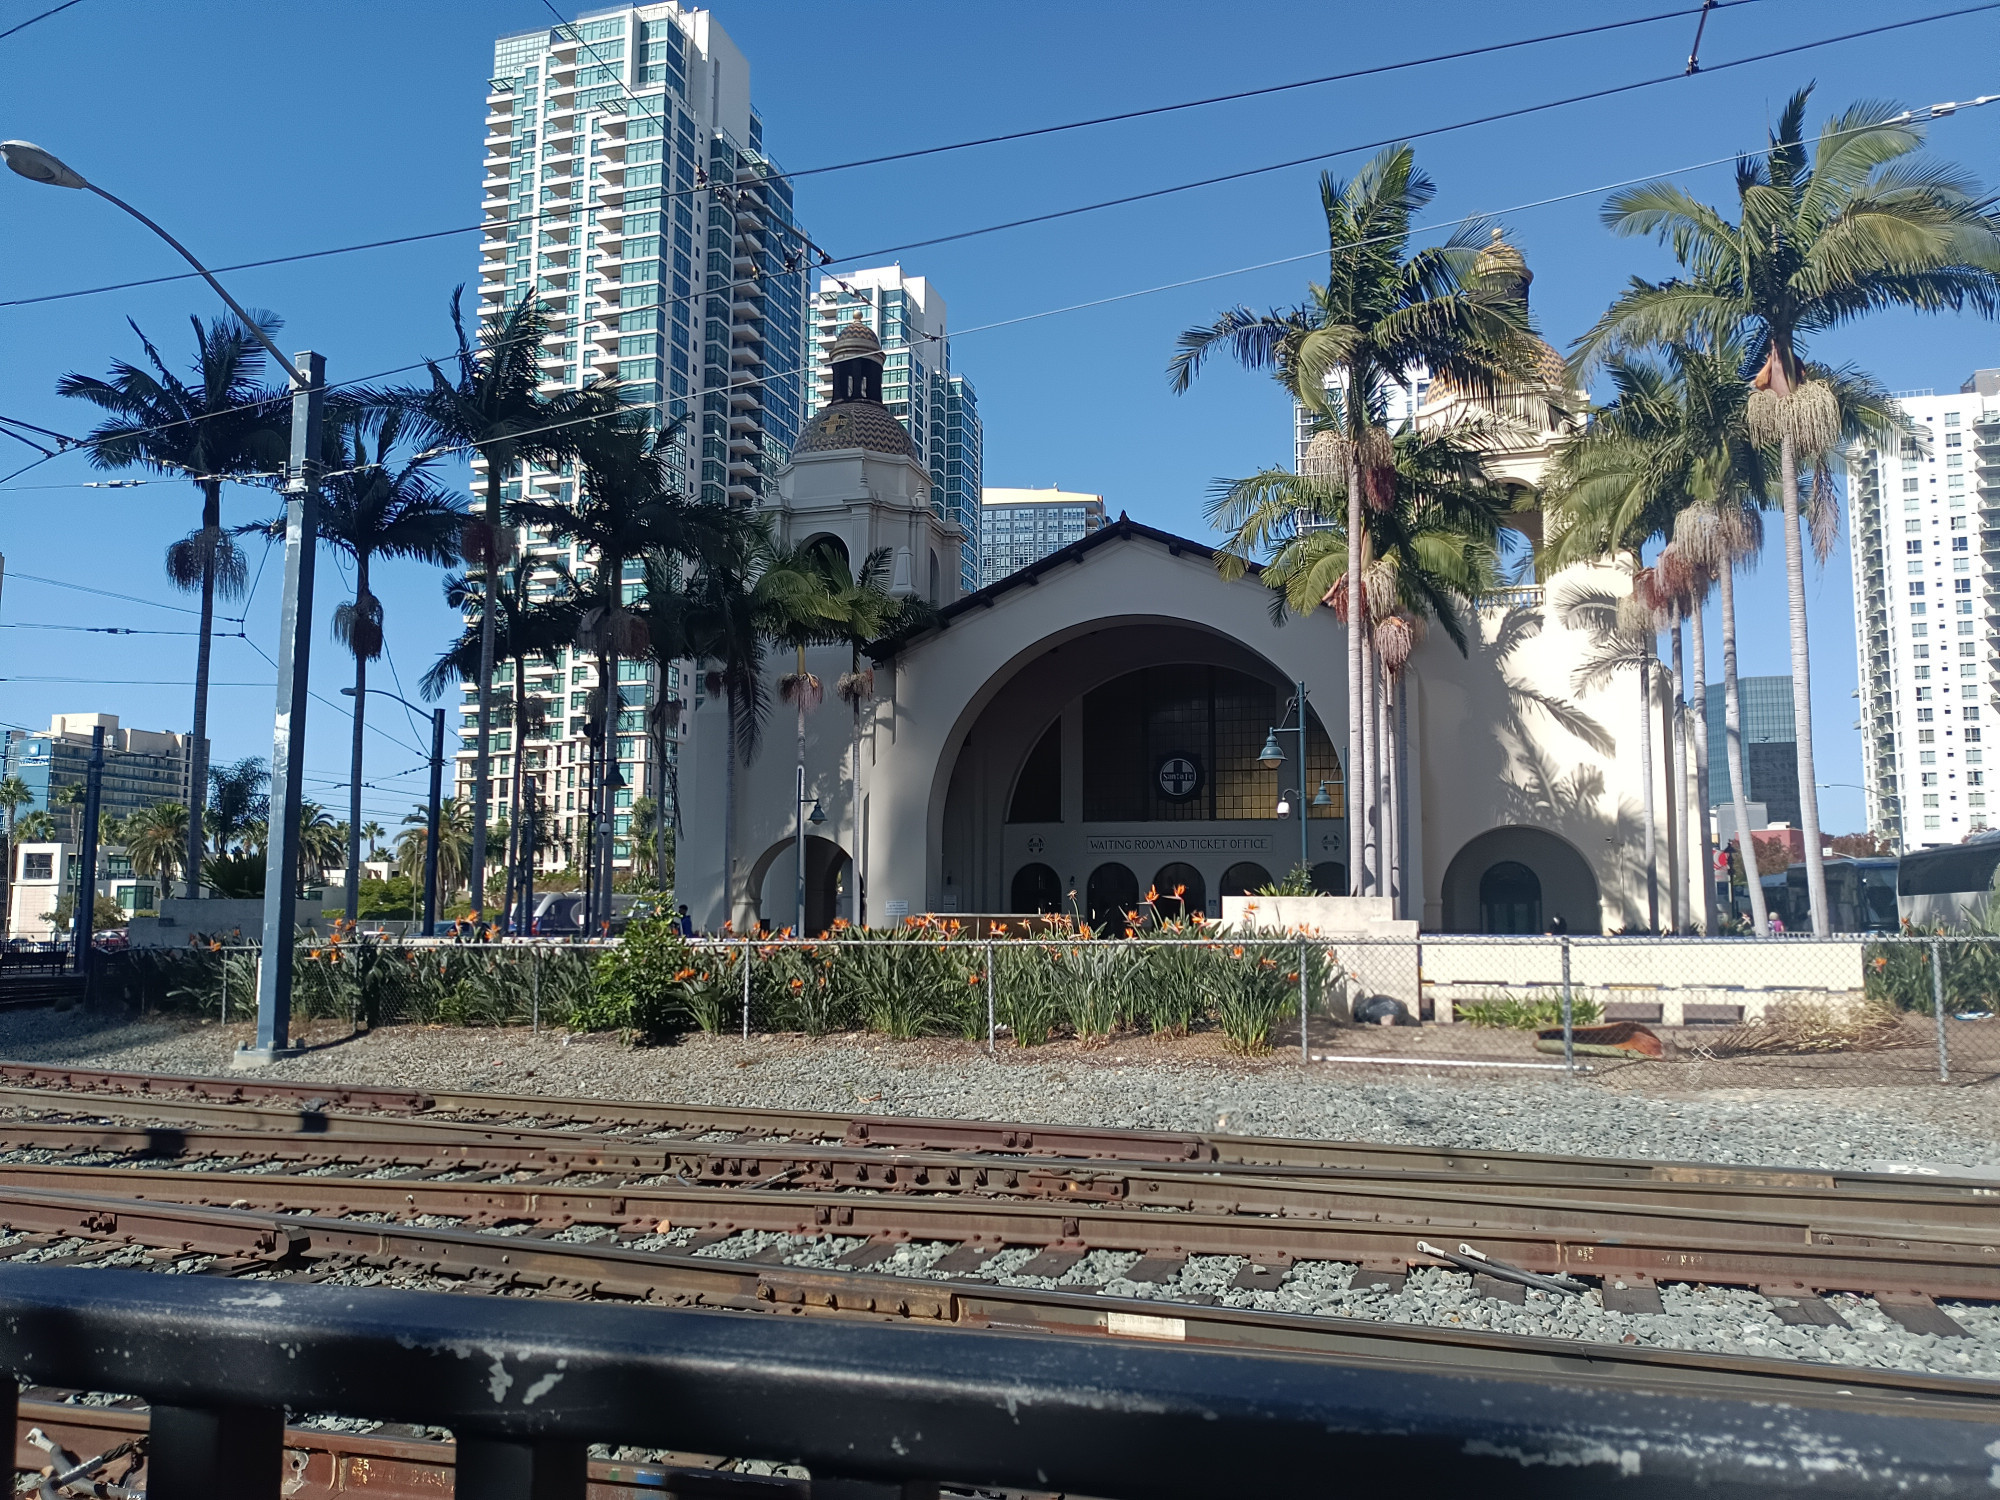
[794,399,918,457]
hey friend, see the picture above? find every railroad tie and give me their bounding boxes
[1349,1265,1407,1295]
[930,1243,1000,1277]
[832,1241,903,1272]
[1760,1282,1849,1329]
[1473,1274,1528,1305]
[1016,1247,1088,1280]
[1230,1256,1295,1293]
[1601,1275,1666,1316]
[1874,1292,1970,1339]
[1122,1252,1188,1285]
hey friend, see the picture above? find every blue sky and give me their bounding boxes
[2,0,1998,834]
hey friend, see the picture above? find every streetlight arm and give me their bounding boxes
[80,182,305,387]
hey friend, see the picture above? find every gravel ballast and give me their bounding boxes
[1,1009,1996,1173]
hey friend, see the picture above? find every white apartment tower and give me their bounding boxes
[467,6,811,872]
[1847,369,2000,850]
[806,267,982,591]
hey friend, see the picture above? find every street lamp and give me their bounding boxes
[794,761,824,935]
[342,688,446,937]
[3,140,327,1067]
[1259,679,1326,888]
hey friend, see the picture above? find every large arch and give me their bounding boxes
[1439,825,1600,934]
[746,833,851,935]
[932,618,1345,917]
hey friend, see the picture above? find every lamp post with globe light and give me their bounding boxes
[2,140,326,1065]
[1258,680,1335,889]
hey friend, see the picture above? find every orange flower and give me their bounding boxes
[1173,884,1186,899]
[673,967,698,982]
[1145,885,1159,903]
[1231,946,1244,958]
[790,977,804,991]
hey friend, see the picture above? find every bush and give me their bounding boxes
[1456,992,1604,1029]
[584,917,707,1039]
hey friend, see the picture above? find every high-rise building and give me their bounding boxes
[1293,371,1431,474]
[470,6,811,869]
[1,714,200,826]
[1846,369,2000,850]
[978,487,1106,586]
[806,268,982,591]
[1701,676,1801,827]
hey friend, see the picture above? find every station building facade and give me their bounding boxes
[682,268,1672,936]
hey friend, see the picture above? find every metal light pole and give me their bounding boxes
[69,726,104,982]
[343,688,445,937]
[1259,680,1331,888]
[247,351,325,1064]
[794,764,824,936]
[0,141,322,1066]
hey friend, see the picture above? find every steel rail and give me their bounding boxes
[2,1060,1992,1196]
[0,1184,1992,1421]
[12,1394,812,1499]
[0,1160,1992,1307]
[3,1113,1996,1265]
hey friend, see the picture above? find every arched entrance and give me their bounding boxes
[1151,862,1205,922]
[1011,862,1062,913]
[748,834,852,935]
[1087,862,1139,928]
[1479,861,1541,934]
[1219,861,1272,897]
[1440,826,1600,934]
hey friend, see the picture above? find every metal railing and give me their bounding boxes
[0,1263,1989,1496]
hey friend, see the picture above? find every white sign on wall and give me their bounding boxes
[1084,835,1273,854]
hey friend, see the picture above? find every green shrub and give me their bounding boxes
[1455,992,1604,1029]
[1212,941,1298,1053]
[582,917,705,1039]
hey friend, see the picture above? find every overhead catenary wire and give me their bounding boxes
[0,0,86,43]
[3,1,1774,315]
[6,5,1994,497]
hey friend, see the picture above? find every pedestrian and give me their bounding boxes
[677,903,695,937]
[1767,911,1785,936]
[1547,914,1568,935]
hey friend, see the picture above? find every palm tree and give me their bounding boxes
[15,811,55,845]
[824,546,926,927]
[513,404,721,919]
[427,563,580,928]
[0,774,30,922]
[1211,418,1514,912]
[360,821,386,861]
[51,783,86,847]
[125,802,190,893]
[311,407,466,920]
[294,804,345,885]
[59,316,289,897]
[380,288,595,917]
[1170,146,1544,896]
[1573,87,2000,933]
[397,797,474,904]
[205,757,270,861]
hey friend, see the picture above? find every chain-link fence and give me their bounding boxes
[94,931,2000,1086]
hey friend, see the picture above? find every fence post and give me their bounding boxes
[1932,935,1950,1084]
[985,939,996,1056]
[1298,937,1310,1062]
[742,939,752,1041]
[531,946,541,1035]
[220,949,228,1027]
[1560,935,1575,1076]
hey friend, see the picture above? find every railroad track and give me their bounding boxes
[3,1060,2000,1491]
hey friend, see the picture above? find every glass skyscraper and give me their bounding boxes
[978,488,1106,587]
[470,6,812,869]
[805,267,982,591]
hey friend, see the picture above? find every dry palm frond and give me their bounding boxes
[780,671,824,712]
[1746,379,1841,459]
[1696,998,1911,1057]
[1374,611,1418,672]
[836,668,873,705]
[1300,431,1349,480]
[165,525,248,597]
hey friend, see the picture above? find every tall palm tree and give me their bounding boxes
[513,404,721,918]
[759,540,853,932]
[360,821,386,860]
[311,407,466,920]
[0,774,30,923]
[427,563,580,928]
[125,802,189,892]
[1573,86,2000,933]
[1170,145,1543,896]
[825,545,926,927]
[296,804,346,885]
[380,289,594,917]
[1210,418,1514,913]
[59,316,289,897]
[15,812,55,845]
[51,783,85,847]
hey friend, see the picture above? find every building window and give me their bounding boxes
[21,853,52,881]
[1926,815,1942,829]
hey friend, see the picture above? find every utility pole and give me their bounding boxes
[242,351,325,1067]
[423,707,444,937]
[70,725,104,990]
